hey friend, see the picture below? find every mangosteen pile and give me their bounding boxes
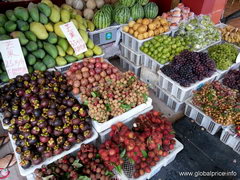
[0,71,93,169]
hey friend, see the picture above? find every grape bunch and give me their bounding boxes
[222,69,240,91]
[192,81,240,126]
[161,50,216,87]
[81,71,149,123]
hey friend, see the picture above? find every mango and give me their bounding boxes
[37,40,43,48]
[28,3,39,22]
[0,27,6,35]
[54,22,65,38]
[49,7,60,23]
[93,45,103,55]
[44,23,53,32]
[61,9,70,23]
[66,46,74,55]
[82,19,87,28]
[84,49,93,58]
[32,49,46,59]
[4,21,17,32]
[10,31,28,45]
[73,53,84,59]
[47,32,58,44]
[43,54,56,68]
[75,15,83,24]
[14,7,29,21]
[26,41,38,51]
[78,24,87,31]
[41,0,53,7]
[57,38,68,51]
[43,42,58,58]
[6,10,17,21]
[17,20,29,31]
[38,2,51,17]
[86,20,95,32]
[40,13,48,24]
[27,54,37,65]
[28,66,34,73]
[56,45,65,57]
[61,4,73,12]
[79,29,88,43]
[70,19,78,29]
[30,22,48,40]
[56,56,67,66]
[21,47,27,57]
[53,5,60,12]
[87,39,94,49]
[0,14,7,26]
[25,31,37,41]
[34,61,47,71]
[0,35,11,40]
[65,55,77,63]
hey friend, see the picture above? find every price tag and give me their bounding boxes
[60,22,87,55]
[0,38,28,79]
[236,52,240,63]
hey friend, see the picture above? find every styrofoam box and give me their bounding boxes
[114,139,184,180]
[158,70,219,102]
[184,99,222,135]
[220,126,240,155]
[155,85,185,113]
[55,54,105,73]
[121,28,171,53]
[98,105,153,144]
[89,25,121,45]
[92,97,152,133]
[120,43,142,66]
[10,128,98,176]
[119,55,141,77]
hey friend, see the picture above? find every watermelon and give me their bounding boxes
[119,0,136,7]
[131,4,144,20]
[113,6,131,24]
[137,0,149,6]
[144,2,158,18]
[93,10,111,29]
[101,4,113,15]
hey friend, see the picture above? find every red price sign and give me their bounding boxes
[0,39,28,79]
[60,22,87,55]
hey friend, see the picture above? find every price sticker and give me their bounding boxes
[60,22,87,55]
[0,38,28,79]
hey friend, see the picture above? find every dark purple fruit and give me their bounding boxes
[53,126,63,136]
[8,125,17,134]
[23,150,33,160]
[32,155,43,165]
[56,136,65,146]
[76,134,85,143]
[33,109,42,117]
[20,159,31,169]
[47,108,57,118]
[63,125,72,134]
[83,130,92,139]
[36,142,46,153]
[47,138,55,148]
[26,106,34,115]
[37,119,47,128]
[53,119,63,127]
[40,135,49,143]
[53,146,63,155]
[40,99,49,108]
[73,125,80,134]
[63,141,71,150]
[31,127,40,135]
[68,133,76,143]
[16,147,22,154]
[3,117,11,125]
[43,148,53,158]
[27,135,37,145]
[65,108,73,116]
[72,118,80,125]
[4,110,12,118]
[66,99,74,107]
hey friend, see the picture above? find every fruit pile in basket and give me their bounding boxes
[81,71,149,123]
[192,81,240,126]
[219,25,240,46]
[208,43,239,70]
[0,71,93,169]
[66,57,122,96]
[122,16,170,40]
[99,110,176,178]
[161,50,216,87]
[222,69,240,91]
[140,34,189,64]
[35,144,114,180]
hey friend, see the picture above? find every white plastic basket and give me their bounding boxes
[155,85,185,113]
[91,97,152,133]
[121,28,171,53]
[120,43,143,66]
[119,55,141,77]
[141,53,166,74]
[184,99,222,135]
[140,67,158,93]
[89,25,121,45]
[98,105,153,144]
[10,128,98,176]
[114,139,184,180]
[216,63,240,80]
[158,70,219,102]
[220,126,240,155]
[55,54,105,73]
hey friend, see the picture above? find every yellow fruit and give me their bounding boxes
[163,25,169,32]
[148,23,156,30]
[129,28,134,35]
[137,26,146,33]
[75,15,83,25]
[79,29,88,43]
[128,21,135,28]
[86,20,95,32]
[148,30,154,37]
[143,32,149,39]
[93,45,103,55]
[70,19,78,29]
[153,20,160,28]
[66,46,74,55]
[56,45,66,57]
[137,34,144,40]
[54,22,65,38]
[123,25,129,32]
[61,9,70,23]
[44,23,54,32]
[49,7,60,23]
[136,18,143,24]
[30,22,48,40]
[154,29,160,35]
[134,31,139,38]
[79,24,87,31]
[61,4,73,11]
[142,18,150,25]
[133,23,141,31]
[41,0,53,7]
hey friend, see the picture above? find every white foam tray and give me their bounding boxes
[158,70,219,102]
[120,43,143,66]
[92,97,152,133]
[119,55,141,77]
[114,138,184,180]
[220,126,240,155]
[184,99,223,135]
[155,85,185,113]
[9,128,98,176]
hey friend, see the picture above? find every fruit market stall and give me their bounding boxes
[0,0,239,180]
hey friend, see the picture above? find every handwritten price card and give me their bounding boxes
[60,22,87,55]
[0,39,28,79]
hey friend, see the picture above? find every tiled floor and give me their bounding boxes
[223,0,240,27]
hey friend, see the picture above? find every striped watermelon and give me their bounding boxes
[137,0,149,6]
[119,0,136,7]
[131,4,144,20]
[93,10,111,29]
[144,2,158,18]
[113,6,131,24]
[101,4,113,15]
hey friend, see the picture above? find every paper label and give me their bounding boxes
[60,22,87,55]
[0,39,28,79]
[236,52,240,63]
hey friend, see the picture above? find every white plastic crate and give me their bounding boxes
[121,29,171,53]
[55,54,105,73]
[119,55,141,77]
[216,63,240,80]
[10,128,98,176]
[89,25,121,45]
[120,43,142,66]
[114,139,184,180]
[140,67,158,93]
[158,70,219,102]
[184,99,222,135]
[155,85,185,113]
[92,97,152,133]
[220,126,240,155]
[98,105,153,144]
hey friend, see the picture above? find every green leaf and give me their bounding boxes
[142,93,148,102]
[105,103,111,112]
[78,176,91,180]
[120,149,126,158]
[83,100,88,105]
[72,159,83,168]
[95,154,100,158]
[170,131,175,134]
[105,170,114,176]
[91,91,97,97]
[115,165,122,174]
[120,104,131,111]
[141,150,148,158]
[158,144,161,150]
[128,158,135,164]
